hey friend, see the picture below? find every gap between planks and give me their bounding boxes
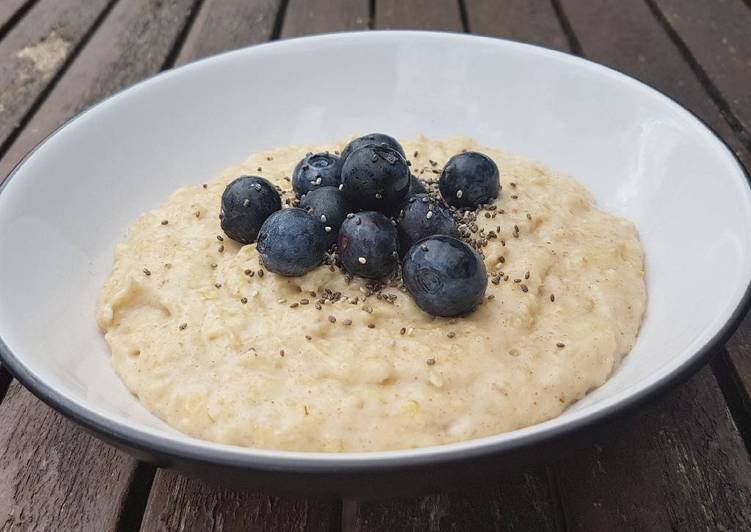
[0,0,119,167]
[643,0,751,155]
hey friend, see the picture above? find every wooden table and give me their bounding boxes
[1,1,750,530]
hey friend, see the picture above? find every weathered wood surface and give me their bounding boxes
[0,0,33,37]
[0,0,112,155]
[464,0,568,51]
[652,0,751,146]
[555,365,751,530]
[282,0,369,38]
[0,0,196,179]
[347,470,560,532]
[174,0,283,66]
[558,0,751,169]
[0,382,142,531]
[375,0,464,31]
[141,470,341,532]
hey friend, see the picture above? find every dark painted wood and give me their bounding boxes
[558,0,751,169]
[375,0,463,31]
[0,383,140,531]
[0,0,196,179]
[282,0,369,38]
[464,0,568,51]
[140,470,341,531]
[174,0,283,66]
[0,0,111,154]
[554,367,751,530]
[652,0,751,141]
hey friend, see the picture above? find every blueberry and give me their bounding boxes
[403,235,487,316]
[398,194,460,253]
[439,152,500,208]
[220,175,281,244]
[341,133,405,161]
[338,211,399,279]
[408,174,428,196]
[256,208,329,276]
[292,152,343,196]
[300,186,351,245]
[341,145,410,211]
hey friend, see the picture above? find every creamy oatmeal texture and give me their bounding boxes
[97,137,646,452]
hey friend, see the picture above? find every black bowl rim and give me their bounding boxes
[0,31,750,475]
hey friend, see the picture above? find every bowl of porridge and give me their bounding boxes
[0,32,749,495]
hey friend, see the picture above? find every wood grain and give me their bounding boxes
[0,382,140,531]
[174,0,283,66]
[724,312,751,443]
[349,470,559,531]
[464,0,568,51]
[140,469,341,531]
[282,0,369,38]
[652,0,751,142]
[0,0,196,179]
[558,0,751,169]
[554,367,751,530]
[375,0,464,31]
[0,0,111,154]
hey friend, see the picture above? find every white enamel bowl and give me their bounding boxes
[0,32,749,495]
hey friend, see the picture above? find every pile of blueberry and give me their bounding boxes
[219,134,501,317]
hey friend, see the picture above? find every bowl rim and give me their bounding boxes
[1,30,750,473]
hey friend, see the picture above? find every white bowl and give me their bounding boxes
[1,31,749,495]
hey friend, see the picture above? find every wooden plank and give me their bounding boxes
[140,470,340,532]
[553,367,751,530]
[652,0,751,142]
[282,0,369,38]
[724,313,751,440]
[0,0,33,35]
[558,0,751,169]
[464,0,568,51]
[0,0,196,179]
[0,0,111,154]
[349,470,559,531]
[0,382,143,530]
[174,0,283,66]
[375,0,464,31]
